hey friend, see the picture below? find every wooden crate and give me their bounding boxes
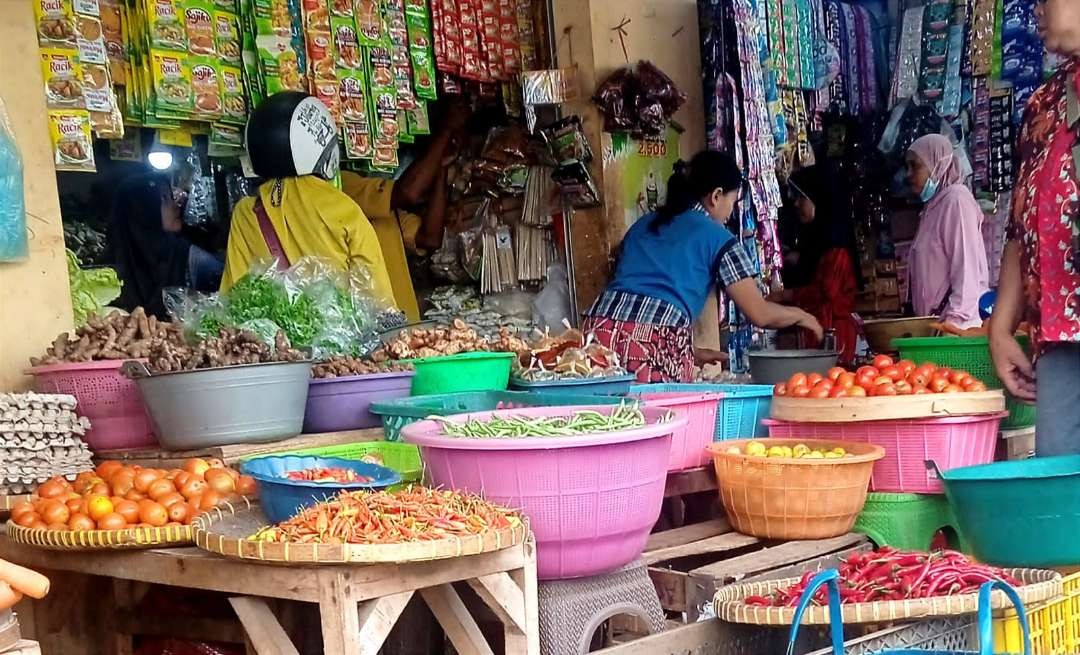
[92,428,383,467]
[998,426,1035,461]
[642,519,870,621]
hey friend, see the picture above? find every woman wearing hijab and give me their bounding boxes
[777,165,860,365]
[106,173,223,319]
[905,134,989,329]
[222,92,394,303]
[989,0,1080,455]
[583,151,822,383]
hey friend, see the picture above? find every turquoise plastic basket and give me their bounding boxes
[370,391,625,441]
[629,383,773,440]
[938,455,1080,568]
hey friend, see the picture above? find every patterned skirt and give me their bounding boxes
[582,316,695,383]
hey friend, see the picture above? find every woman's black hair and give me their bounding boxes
[650,150,742,233]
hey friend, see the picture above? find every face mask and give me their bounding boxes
[919,177,940,202]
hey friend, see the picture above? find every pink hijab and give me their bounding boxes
[908,134,965,186]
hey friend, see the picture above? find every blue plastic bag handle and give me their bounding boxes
[785,569,844,655]
[976,580,1031,655]
[782,572,1032,655]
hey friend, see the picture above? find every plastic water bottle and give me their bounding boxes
[0,100,27,261]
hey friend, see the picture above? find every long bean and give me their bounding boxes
[429,402,663,439]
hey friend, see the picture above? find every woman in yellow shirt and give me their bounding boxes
[341,101,466,320]
[221,92,394,304]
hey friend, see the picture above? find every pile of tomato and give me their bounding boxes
[9,458,258,532]
[774,355,988,399]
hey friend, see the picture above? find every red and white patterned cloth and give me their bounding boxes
[1008,59,1080,356]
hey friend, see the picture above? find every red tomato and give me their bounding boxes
[897,360,917,376]
[773,383,788,396]
[943,384,963,393]
[828,385,848,398]
[950,370,970,385]
[965,380,987,392]
[873,383,898,397]
[908,372,929,387]
[826,367,846,381]
[873,375,893,387]
[894,380,913,395]
[856,374,877,390]
[809,384,832,399]
[806,373,825,387]
[836,372,856,389]
[856,366,880,380]
[791,385,811,398]
[788,373,808,389]
[929,376,951,393]
[880,366,903,382]
[846,385,868,397]
[912,385,931,395]
[872,354,895,370]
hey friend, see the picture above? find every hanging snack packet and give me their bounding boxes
[191,57,224,118]
[301,0,330,30]
[331,17,362,70]
[36,0,78,47]
[151,50,194,115]
[215,9,242,64]
[541,115,592,165]
[220,65,248,123]
[49,109,96,172]
[41,48,86,109]
[354,0,383,46]
[406,6,437,100]
[307,29,337,81]
[367,45,400,168]
[185,0,216,55]
[551,161,600,208]
[148,0,188,51]
[75,10,107,65]
[385,0,417,109]
[340,70,373,159]
[407,102,430,134]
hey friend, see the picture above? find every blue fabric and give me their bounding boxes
[609,209,737,320]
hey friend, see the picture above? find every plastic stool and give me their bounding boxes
[854,492,969,552]
[538,558,665,655]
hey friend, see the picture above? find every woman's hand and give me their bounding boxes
[990,331,1036,402]
[795,310,824,341]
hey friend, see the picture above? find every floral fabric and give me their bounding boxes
[1008,60,1080,355]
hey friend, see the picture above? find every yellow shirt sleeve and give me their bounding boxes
[340,172,395,221]
[220,196,265,292]
[343,210,396,305]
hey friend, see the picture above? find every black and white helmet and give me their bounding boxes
[246,91,339,180]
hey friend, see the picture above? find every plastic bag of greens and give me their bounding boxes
[67,249,122,326]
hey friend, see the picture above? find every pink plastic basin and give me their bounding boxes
[630,390,721,471]
[27,360,157,450]
[401,405,681,580]
[764,413,1006,493]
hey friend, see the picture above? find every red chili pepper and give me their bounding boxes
[744,595,771,606]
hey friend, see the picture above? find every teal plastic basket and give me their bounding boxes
[628,383,773,440]
[369,391,625,441]
[893,336,1035,430]
[939,455,1080,568]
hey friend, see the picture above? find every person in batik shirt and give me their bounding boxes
[990,0,1080,455]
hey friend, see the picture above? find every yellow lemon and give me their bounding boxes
[792,444,811,458]
[824,451,843,459]
[746,441,767,457]
[781,446,794,458]
[767,446,787,458]
[831,447,847,456]
[806,450,825,459]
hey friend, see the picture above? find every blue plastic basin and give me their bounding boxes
[241,455,401,523]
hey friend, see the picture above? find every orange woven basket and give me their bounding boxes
[707,438,885,540]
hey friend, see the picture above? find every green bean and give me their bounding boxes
[427,402,648,439]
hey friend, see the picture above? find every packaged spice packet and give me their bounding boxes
[49,109,97,172]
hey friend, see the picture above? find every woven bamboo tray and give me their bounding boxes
[192,499,529,565]
[770,391,1005,423]
[6,521,193,550]
[715,568,1061,625]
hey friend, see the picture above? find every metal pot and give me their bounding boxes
[748,350,839,385]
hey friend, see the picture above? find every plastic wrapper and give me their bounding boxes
[521,68,577,106]
[592,66,635,132]
[634,60,685,130]
[540,115,591,165]
[0,99,27,261]
[592,61,684,136]
[168,256,404,358]
[551,161,600,208]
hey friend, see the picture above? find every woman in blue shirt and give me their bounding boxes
[584,151,822,382]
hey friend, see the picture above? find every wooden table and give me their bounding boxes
[0,536,539,655]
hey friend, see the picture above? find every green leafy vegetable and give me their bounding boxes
[66,249,122,326]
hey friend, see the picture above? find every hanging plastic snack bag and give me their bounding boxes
[592,66,636,132]
[541,115,592,165]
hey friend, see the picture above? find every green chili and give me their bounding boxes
[429,402,653,439]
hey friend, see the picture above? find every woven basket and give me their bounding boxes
[192,499,529,565]
[6,520,193,550]
[708,439,885,539]
[714,567,1061,625]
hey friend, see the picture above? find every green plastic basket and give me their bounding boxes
[405,352,515,396]
[259,441,423,484]
[854,492,967,552]
[939,455,1080,567]
[892,335,1035,429]
[370,391,625,441]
